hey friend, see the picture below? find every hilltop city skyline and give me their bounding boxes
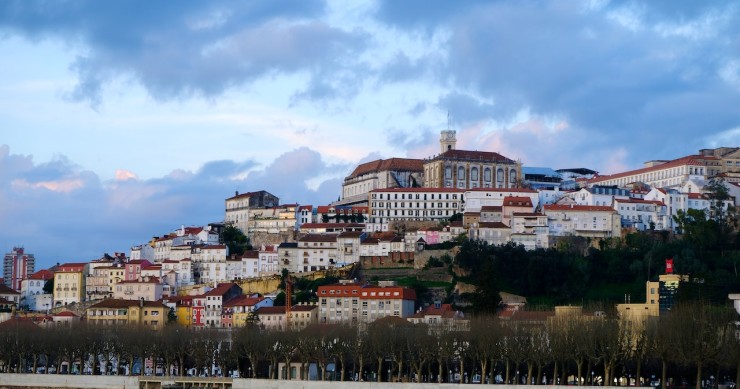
[1,1,739,266]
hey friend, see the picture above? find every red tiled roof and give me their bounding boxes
[480,206,503,212]
[224,295,265,307]
[204,283,240,297]
[590,155,718,184]
[88,298,167,309]
[241,250,259,259]
[299,234,339,243]
[28,270,53,280]
[512,212,545,217]
[614,198,665,206]
[502,196,533,207]
[256,306,286,315]
[298,205,313,211]
[478,222,510,229]
[56,263,87,272]
[118,276,161,284]
[54,311,78,317]
[433,149,516,164]
[290,304,318,312]
[544,204,615,212]
[347,158,424,179]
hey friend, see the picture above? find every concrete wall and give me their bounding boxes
[0,374,138,388]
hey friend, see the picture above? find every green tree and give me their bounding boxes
[221,225,251,256]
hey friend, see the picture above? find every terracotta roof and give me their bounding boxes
[478,222,510,229]
[54,311,78,317]
[298,205,313,211]
[56,263,87,272]
[256,306,286,315]
[481,206,503,212]
[432,149,516,164]
[224,295,265,307]
[205,283,240,296]
[410,303,454,318]
[182,227,203,235]
[590,154,718,184]
[299,234,339,243]
[127,260,151,266]
[502,196,533,207]
[614,198,665,206]
[318,284,416,301]
[687,193,709,200]
[118,276,161,284]
[544,204,615,212]
[241,250,259,259]
[347,158,424,179]
[88,298,167,309]
[28,270,53,280]
[0,284,21,294]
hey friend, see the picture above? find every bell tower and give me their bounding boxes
[440,130,456,153]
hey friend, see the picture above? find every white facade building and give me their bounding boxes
[463,188,539,213]
[368,188,465,232]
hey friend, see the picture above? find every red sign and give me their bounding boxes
[666,258,674,274]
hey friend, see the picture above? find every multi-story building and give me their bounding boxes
[501,196,535,226]
[543,204,621,240]
[407,302,469,333]
[224,190,279,233]
[336,232,365,266]
[0,284,21,307]
[3,247,35,291]
[254,304,319,332]
[53,263,87,308]
[299,223,365,234]
[316,206,369,224]
[463,188,539,213]
[255,306,288,331]
[203,283,242,328]
[296,234,338,273]
[471,222,511,246]
[510,213,549,250]
[613,198,669,231]
[699,147,740,176]
[297,205,314,227]
[368,187,465,232]
[317,281,416,326]
[85,265,125,301]
[223,295,273,328]
[247,204,298,234]
[423,130,522,190]
[339,158,424,207]
[565,186,631,207]
[112,276,164,301]
[161,258,193,287]
[124,260,151,281]
[20,269,53,311]
[588,154,721,189]
[86,298,169,330]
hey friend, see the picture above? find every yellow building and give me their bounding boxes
[617,273,688,323]
[53,263,87,308]
[86,298,169,330]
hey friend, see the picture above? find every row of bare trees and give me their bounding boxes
[0,303,737,388]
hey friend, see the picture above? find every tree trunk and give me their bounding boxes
[460,359,464,384]
[695,362,702,389]
[536,363,542,386]
[481,359,488,385]
[527,363,534,386]
[437,358,444,383]
[506,359,511,384]
[376,357,383,382]
[662,360,668,389]
[576,360,583,386]
[553,360,558,386]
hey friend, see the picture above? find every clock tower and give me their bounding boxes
[440,130,456,153]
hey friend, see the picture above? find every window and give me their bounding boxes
[497,168,504,182]
[445,166,452,179]
[457,166,465,180]
[471,167,478,181]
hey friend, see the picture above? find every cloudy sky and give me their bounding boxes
[1,0,739,268]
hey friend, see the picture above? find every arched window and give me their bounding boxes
[484,168,492,182]
[497,168,504,182]
[457,166,465,180]
[471,167,479,181]
[510,170,517,184]
[445,166,452,179]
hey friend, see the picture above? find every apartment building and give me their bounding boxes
[543,204,621,239]
[464,188,539,213]
[3,247,35,291]
[368,187,465,232]
[510,213,549,250]
[86,299,169,330]
[53,263,87,307]
[613,198,669,231]
[317,281,416,326]
[589,154,720,189]
[112,276,164,301]
[224,190,279,233]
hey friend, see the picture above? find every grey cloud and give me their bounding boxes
[0,1,372,106]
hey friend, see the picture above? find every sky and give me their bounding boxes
[1,0,739,269]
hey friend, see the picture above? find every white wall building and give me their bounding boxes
[543,204,621,239]
[368,188,465,232]
[463,188,539,213]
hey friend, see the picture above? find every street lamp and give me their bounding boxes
[388,368,391,382]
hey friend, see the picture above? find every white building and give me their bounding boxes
[317,281,416,326]
[296,234,338,273]
[613,198,669,231]
[368,188,465,232]
[224,190,279,233]
[463,188,539,213]
[543,204,621,239]
[510,213,549,250]
[20,270,53,311]
[588,154,721,189]
[565,186,631,207]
